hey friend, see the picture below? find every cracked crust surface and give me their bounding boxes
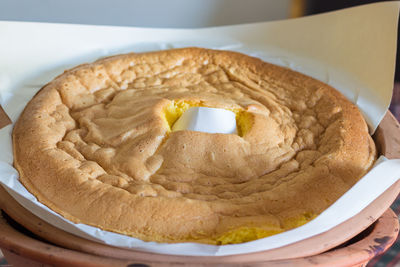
[13,48,376,244]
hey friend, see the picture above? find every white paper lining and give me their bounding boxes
[0,2,400,256]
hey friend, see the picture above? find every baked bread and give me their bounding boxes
[13,48,376,244]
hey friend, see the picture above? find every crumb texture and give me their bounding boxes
[13,48,376,244]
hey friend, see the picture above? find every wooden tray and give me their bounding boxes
[0,111,399,265]
[0,207,398,266]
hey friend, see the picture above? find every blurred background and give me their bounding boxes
[0,0,399,266]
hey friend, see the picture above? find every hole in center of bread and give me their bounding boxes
[163,100,252,136]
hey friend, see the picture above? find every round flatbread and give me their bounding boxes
[13,48,376,244]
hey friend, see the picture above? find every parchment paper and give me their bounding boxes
[0,2,399,256]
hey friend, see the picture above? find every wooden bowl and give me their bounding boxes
[0,111,399,266]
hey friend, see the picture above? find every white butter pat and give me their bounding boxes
[172,107,237,134]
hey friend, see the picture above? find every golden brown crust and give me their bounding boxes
[13,48,376,243]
